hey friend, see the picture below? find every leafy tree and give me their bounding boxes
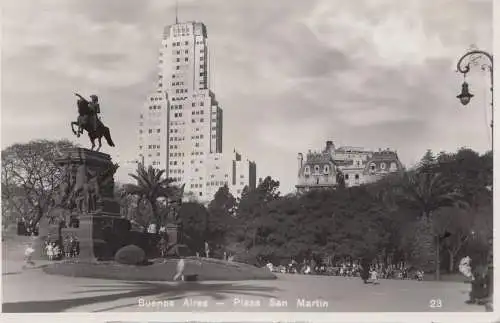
[123,164,180,232]
[401,170,463,220]
[1,139,79,228]
[236,176,281,249]
[179,201,209,253]
[433,206,476,272]
[419,149,436,169]
[438,148,491,209]
[207,184,238,254]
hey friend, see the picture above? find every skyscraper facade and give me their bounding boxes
[138,21,256,202]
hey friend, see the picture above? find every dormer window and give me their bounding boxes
[314,165,320,173]
[323,165,330,174]
[304,166,311,176]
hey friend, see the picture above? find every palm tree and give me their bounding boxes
[124,164,178,233]
[401,169,466,280]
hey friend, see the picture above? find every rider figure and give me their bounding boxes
[75,93,100,133]
[88,95,100,133]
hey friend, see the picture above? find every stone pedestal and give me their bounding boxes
[166,223,182,245]
[166,223,191,257]
[46,148,129,261]
[55,148,120,216]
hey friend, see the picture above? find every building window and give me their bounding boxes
[355,174,360,180]
[314,165,320,173]
[390,162,397,171]
[370,163,376,172]
[380,162,386,170]
[304,166,310,175]
[323,165,330,174]
[345,174,349,180]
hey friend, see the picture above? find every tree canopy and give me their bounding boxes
[1,139,79,227]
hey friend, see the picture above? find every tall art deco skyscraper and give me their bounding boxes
[138,21,256,202]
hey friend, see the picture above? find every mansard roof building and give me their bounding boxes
[296,141,403,193]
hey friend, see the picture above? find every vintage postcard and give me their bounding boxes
[1,0,496,322]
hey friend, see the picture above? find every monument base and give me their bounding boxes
[60,214,131,261]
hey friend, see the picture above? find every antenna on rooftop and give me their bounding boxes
[175,0,179,24]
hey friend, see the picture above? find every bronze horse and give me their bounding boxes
[71,99,115,151]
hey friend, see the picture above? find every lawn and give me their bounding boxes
[42,257,277,281]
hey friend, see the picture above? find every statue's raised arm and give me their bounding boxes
[75,93,89,103]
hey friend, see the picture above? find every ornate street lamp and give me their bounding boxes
[456,50,494,311]
[457,80,474,106]
[456,50,494,148]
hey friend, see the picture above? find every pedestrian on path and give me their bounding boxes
[173,258,186,281]
[22,243,35,269]
[370,267,380,285]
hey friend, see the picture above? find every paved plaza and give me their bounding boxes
[2,253,485,313]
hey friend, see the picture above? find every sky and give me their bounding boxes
[1,0,494,194]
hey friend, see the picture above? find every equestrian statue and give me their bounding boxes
[71,93,115,151]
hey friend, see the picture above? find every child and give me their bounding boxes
[22,243,35,269]
[371,267,379,284]
[64,236,71,258]
[53,244,61,260]
[47,242,54,261]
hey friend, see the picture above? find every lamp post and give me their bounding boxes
[457,51,494,310]
[456,50,494,149]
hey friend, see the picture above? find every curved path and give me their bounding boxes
[2,263,484,312]
[2,239,485,313]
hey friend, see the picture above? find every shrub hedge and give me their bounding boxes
[114,244,146,265]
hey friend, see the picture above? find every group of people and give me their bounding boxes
[41,235,80,261]
[266,259,424,282]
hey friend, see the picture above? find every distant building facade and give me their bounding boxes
[296,141,403,193]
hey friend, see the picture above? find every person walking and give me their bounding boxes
[360,258,371,284]
[173,258,186,281]
[371,266,380,284]
[22,243,35,269]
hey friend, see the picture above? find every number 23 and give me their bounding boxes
[430,299,442,308]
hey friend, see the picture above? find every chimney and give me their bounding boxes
[326,141,335,158]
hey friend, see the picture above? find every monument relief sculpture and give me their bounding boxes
[66,163,119,214]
